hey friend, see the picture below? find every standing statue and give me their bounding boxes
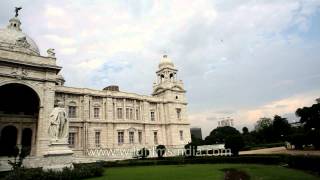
[48,102,69,141]
[15,7,22,17]
[47,48,55,58]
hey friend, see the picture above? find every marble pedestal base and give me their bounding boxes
[42,142,74,171]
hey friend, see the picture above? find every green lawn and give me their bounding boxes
[87,164,319,180]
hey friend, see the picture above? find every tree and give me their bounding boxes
[225,135,245,156]
[253,117,275,143]
[288,133,305,150]
[254,117,272,131]
[273,115,291,140]
[7,146,30,170]
[242,127,249,134]
[305,129,320,149]
[156,145,166,159]
[204,126,240,144]
[295,100,320,149]
[296,101,320,131]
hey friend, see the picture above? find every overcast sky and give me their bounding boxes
[1,0,320,137]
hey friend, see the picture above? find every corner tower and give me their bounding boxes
[152,55,190,147]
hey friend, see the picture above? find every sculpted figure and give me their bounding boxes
[47,48,55,58]
[15,7,22,17]
[48,102,69,141]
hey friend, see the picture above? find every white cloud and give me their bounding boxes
[44,4,74,30]
[76,58,105,71]
[59,47,77,55]
[190,90,320,137]
[43,34,75,46]
[5,0,319,137]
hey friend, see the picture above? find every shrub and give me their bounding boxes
[225,135,245,156]
[156,145,166,158]
[3,162,104,180]
[137,148,150,159]
[285,155,320,175]
[288,133,305,150]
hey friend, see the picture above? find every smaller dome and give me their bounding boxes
[159,55,174,69]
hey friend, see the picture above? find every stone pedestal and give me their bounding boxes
[43,142,74,171]
[45,142,73,156]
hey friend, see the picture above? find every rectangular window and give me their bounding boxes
[68,106,76,118]
[94,107,100,118]
[118,131,124,145]
[136,109,139,120]
[153,131,158,145]
[150,111,155,121]
[126,108,129,119]
[129,108,133,120]
[68,132,75,148]
[138,131,142,144]
[95,131,101,148]
[179,130,184,141]
[117,108,123,119]
[129,132,134,144]
[176,108,181,119]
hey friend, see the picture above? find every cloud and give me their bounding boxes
[1,0,319,138]
[43,5,74,30]
[43,34,75,46]
[190,90,320,137]
[76,58,105,71]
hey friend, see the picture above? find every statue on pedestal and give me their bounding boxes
[48,102,68,142]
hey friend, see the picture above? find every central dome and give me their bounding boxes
[0,17,40,56]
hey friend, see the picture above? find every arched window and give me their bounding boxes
[160,74,165,81]
[170,73,174,80]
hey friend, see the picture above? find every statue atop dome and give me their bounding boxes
[15,7,22,17]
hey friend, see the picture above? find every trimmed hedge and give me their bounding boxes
[100,155,283,167]
[285,155,320,175]
[100,154,320,175]
[3,162,104,180]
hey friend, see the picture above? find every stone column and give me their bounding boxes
[35,82,55,156]
[123,99,126,120]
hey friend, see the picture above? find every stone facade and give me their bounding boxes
[0,12,191,162]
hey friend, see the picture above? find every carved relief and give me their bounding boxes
[16,36,30,48]
[10,67,29,79]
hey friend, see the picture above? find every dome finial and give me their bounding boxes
[7,7,23,31]
[14,7,22,17]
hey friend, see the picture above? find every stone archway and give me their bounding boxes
[0,83,40,156]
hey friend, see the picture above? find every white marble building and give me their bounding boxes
[0,11,191,159]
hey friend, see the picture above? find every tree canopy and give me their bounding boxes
[296,102,320,130]
[205,126,240,144]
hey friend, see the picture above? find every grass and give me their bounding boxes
[87,164,320,180]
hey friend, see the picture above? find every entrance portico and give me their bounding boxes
[0,83,40,156]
